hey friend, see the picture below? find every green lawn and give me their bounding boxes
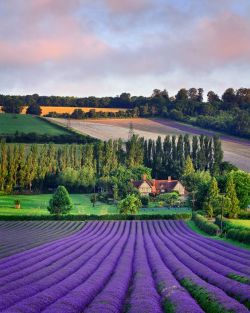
[0,194,190,216]
[0,194,118,216]
[0,114,69,135]
[228,219,250,229]
[187,220,250,250]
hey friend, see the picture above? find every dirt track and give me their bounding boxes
[49,117,250,172]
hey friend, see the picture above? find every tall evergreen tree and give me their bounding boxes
[226,174,240,218]
[0,141,8,190]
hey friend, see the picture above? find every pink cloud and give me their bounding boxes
[198,12,250,61]
[0,34,108,66]
[105,0,151,13]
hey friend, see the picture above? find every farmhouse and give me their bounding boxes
[132,175,186,196]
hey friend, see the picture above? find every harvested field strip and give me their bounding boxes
[0,106,126,115]
[0,221,85,258]
[0,221,249,312]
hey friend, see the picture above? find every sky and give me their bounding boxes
[0,0,250,98]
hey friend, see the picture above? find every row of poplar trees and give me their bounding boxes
[0,134,223,192]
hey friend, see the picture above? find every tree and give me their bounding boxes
[71,109,85,119]
[229,170,250,209]
[204,177,219,217]
[118,194,142,214]
[90,193,97,207]
[183,156,195,176]
[47,186,73,215]
[26,103,42,115]
[226,174,240,218]
[158,192,180,207]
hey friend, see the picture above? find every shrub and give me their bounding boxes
[0,213,191,221]
[47,186,73,215]
[118,194,142,214]
[227,228,250,244]
[193,213,220,235]
[140,196,149,206]
[238,211,250,219]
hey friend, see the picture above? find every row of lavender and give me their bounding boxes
[0,221,85,258]
[0,221,249,313]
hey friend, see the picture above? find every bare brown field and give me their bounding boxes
[48,117,250,172]
[0,106,125,115]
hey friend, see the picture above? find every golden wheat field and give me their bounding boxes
[48,117,250,172]
[0,106,125,115]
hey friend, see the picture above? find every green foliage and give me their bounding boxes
[0,213,191,221]
[193,213,220,235]
[140,196,149,206]
[47,186,73,215]
[226,228,250,244]
[157,192,180,207]
[227,273,250,285]
[229,170,250,209]
[226,174,240,218]
[90,193,97,207]
[238,211,250,219]
[181,279,231,313]
[204,177,219,217]
[118,194,142,214]
[26,104,42,116]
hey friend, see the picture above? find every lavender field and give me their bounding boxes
[0,221,249,313]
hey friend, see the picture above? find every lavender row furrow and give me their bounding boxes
[150,221,249,313]
[142,221,204,313]
[175,221,250,266]
[0,222,112,293]
[171,221,250,269]
[158,221,250,306]
[42,222,131,313]
[84,222,136,313]
[125,222,162,313]
[165,221,250,277]
[0,221,97,272]
[0,222,119,311]
[0,220,249,313]
[179,221,250,258]
[0,221,86,259]
[0,221,90,267]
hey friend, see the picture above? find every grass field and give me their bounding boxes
[0,194,189,216]
[50,117,250,172]
[229,219,250,229]
[0,106,126,115]
[0,114,70,135]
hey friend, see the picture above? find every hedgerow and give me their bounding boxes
[192,213,220,235]
[0,213,191,221]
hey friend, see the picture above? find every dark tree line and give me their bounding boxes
[1,87,249,138]
[0,134,225,194]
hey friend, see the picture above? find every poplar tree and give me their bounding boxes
[192,136,198,169]
[213,136,223,175]
[226,174,240,218]
[0,141,7,190]
[205,177,219,217]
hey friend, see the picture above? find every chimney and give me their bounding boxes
[142,174,147,181]
[168,176,171,181]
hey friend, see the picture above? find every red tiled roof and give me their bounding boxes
[132,179,181,192]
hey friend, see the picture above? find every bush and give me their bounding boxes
[238,211,250,219]
[118,194,142,214]
[0,213,191,221]
[140,196,149,206]
[47,186,73,215]
[227,228,250,244]
[193,213,220,235]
